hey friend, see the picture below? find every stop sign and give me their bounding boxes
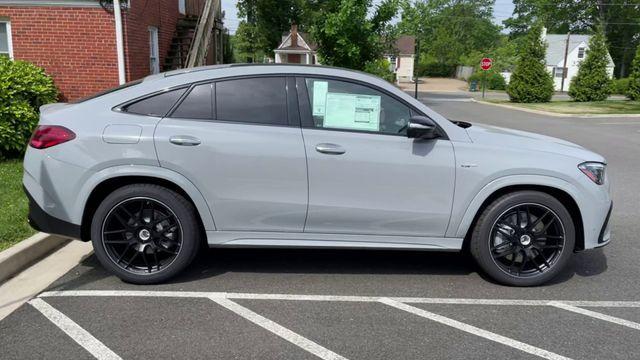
[481,58,493,71]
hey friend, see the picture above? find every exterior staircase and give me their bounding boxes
[162,0,222,71]
[162,16,198,72]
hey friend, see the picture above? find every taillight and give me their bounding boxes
[29,125,76,149]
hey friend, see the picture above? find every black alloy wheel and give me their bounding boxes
[91,184,200,284]
[470,191,575,286]
[101,197,183,274]
[489,203,566,278]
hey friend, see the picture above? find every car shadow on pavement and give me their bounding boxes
[46,246,608,290]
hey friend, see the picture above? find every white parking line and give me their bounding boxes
[597,122,640,125]
[210,297,348,360]
[549,302,640,331]
[378,298,572,360]
[28,298,122,360]
[38,290,640,308]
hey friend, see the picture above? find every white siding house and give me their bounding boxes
[384,35,415,83]
[545,34,614,91]
[274,24,318,65]
[502,33,615,92]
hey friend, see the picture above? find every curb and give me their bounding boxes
[472,99,640,118]
[0,232,70,284]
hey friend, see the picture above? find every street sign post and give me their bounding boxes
[480,58,493,99]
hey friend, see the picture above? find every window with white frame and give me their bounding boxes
[578,47,585,59]
[148,26,160,74]
[0,21,13,59]
[554,67,567,78]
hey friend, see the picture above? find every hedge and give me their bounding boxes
[468,70,507,90]
[0,57,57,159]
[416,62,456,77]
[611,78,630,95]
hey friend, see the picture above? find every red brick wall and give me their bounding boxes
[123,0,179,81]
[0,6,118,101]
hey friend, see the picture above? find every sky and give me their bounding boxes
[221,0,516,34]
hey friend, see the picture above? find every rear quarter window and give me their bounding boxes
[124,88,187,117]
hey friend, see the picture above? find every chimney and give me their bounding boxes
[291,24,298,47]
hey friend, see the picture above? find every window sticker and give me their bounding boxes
[312,81,328,116]
[323,93,381,131]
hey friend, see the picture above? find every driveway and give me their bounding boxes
[1,96,639,360]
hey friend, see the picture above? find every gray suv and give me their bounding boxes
[23,64,612,286]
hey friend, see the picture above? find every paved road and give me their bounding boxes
[1,96,639,360]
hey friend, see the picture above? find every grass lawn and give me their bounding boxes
[486,99,640,115]
[0,160,34,251]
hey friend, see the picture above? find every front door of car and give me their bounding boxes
[298,77,455,238]
[154,76,308,232]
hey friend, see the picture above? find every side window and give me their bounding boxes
[305,78,411,135]
[171,83,213,119]
[216,77,287,125]
[125,88,187,117]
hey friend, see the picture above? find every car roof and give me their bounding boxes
[161,63,373,78]
[140,63,383,89]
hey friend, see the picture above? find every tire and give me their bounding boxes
[91,184,201,284]
[470,190,575,286]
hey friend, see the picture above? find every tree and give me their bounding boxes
[628,46,640,100]
[236,0,306,55]
[397,0,501,67]
[506,24,554,103]
[569,26,612,102]
[233,21,261,62]
[307,0,399,70]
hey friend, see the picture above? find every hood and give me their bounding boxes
[465,123,606,163]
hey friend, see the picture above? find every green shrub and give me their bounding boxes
[416,61,456,77]
[506,23,554,103]
[468,70,506,90]
[611,78,630,95]
[0,57,57,158]
[364,59,396,83]
[628,46,640,101]
[569,26,612,102]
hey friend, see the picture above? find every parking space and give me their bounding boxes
[1,96,640,359]
[1,289,639,360]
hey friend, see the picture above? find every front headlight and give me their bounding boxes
[578,162,606,185]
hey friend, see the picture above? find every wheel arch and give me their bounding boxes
[78,167,216,241]
[457,183,584,253]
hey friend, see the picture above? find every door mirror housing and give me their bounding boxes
[407,116,439,139]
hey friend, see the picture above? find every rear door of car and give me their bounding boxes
[154,76,309,232]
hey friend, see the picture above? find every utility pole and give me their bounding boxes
[414,38,419,99]
[560,32,570,93]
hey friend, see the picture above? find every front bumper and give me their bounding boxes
[24,186,81,239]
[596,202,613,248]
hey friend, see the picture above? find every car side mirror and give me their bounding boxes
[407,116,439,139]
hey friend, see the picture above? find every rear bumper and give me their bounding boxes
[24,186,82,240]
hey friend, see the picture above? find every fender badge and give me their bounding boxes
[461,164,478,168]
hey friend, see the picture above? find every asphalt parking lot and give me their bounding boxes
[1,95,639,359]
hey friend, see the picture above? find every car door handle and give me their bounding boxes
[315,143,345,155]
[169,135,201,146]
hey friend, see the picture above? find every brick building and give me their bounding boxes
[0,0,224,101]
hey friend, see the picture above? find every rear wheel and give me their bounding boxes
[91,184,200,284]
[470,191,575,286]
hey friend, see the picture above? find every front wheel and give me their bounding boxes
[91,184,201,284]
[470,191,575,286]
